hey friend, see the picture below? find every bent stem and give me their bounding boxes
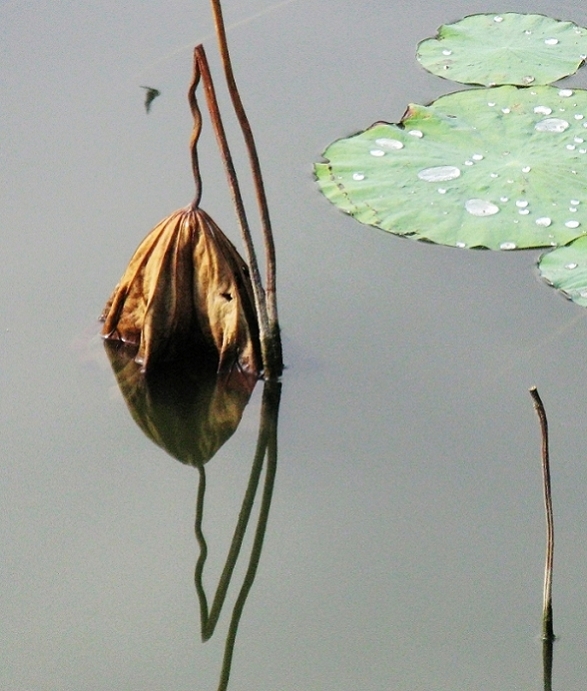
[529,386,555,642]
[209,0,283,379]
[187,50,204,207]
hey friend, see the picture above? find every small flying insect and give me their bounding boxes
[140,86,161,113]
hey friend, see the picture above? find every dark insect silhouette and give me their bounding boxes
[140,86,161,113]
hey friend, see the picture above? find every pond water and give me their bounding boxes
[4,0,587,689]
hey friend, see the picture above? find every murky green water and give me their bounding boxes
[4,0,587,689]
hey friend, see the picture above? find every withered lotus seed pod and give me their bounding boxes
[100,205,261,375]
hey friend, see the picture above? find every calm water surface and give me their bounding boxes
[4,0,587,688]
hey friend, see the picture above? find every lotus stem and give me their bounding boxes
[529,386,555,642]
[208,0,283,378]
[191,46,270,371]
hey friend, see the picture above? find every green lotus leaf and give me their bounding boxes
[538,236,587,306]
[416,13,587,87]
[315,85,587,250]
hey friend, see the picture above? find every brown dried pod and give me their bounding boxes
[100,205,261,375]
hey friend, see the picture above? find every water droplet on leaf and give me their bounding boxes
[536,217,552,227]
[534,106,552,115]
[565,220,581,228]
[500,242,516,250]
[545,38,559,45]
[417,165,461,182]
[375,138,404,150]
[535,118,570,132]
[465,199,500,216]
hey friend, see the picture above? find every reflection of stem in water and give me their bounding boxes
[194,422,267,639]
[542,638,554,691]
[194,381,281,690]
[529,386,555,642]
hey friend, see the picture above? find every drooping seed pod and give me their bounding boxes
[100,205,261,375]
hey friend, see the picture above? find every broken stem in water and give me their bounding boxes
[529,386,555,642]
[209,0,283,378]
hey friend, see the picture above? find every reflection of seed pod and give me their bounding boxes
[103,341,256,466]
[101,205,261,375]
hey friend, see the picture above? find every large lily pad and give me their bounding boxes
[538,236,587,306]
[315,85,587,250]
[417,13,587,87]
